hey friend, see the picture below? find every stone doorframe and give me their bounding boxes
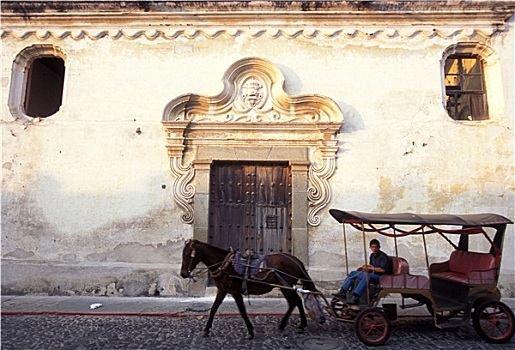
[162,57,344,263]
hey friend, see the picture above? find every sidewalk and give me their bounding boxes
[2,295,514,317]
[1,295,294,316]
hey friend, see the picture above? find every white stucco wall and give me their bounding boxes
[1,12,513,296]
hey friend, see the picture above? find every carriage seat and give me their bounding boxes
[429,250,497,286]
[380,256,430,289]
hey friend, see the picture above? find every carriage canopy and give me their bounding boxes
[329,209,513,247]
[329,210,512,228]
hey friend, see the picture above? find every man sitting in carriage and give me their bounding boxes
[333,239,391,304]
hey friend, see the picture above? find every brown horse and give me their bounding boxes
[180,239,318,339]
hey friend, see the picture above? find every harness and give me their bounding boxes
[186,239,197,277]
[210,252,236,279]
[185,240,309,293]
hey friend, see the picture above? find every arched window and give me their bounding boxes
[24,57,65,117]
[444,54,487,120]
[8,45,67,121]
[441,43,502,122]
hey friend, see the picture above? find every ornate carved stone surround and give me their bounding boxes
[162,57,344,261]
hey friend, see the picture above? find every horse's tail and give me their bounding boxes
[298,263,318,292]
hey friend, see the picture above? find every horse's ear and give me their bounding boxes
[185,239,191,245]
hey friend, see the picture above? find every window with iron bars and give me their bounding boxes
[444,54,488,121]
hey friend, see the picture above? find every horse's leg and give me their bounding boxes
[278,289,297,331]
[279,290,308,332]
[203,289,227,337]
[293,292,309,331]
[232,292,255,340]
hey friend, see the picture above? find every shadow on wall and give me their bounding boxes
[1,172,181,246]
[276,63,304,95]
[1,173,194,296]
[337,101,364,133]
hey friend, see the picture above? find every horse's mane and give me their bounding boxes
[194,240,230,255]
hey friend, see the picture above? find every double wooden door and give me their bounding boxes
[208,161,292,255]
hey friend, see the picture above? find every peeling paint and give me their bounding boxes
[376,176,406,213]
[3,248,35,259]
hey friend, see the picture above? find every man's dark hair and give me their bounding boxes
[370,239,380,247]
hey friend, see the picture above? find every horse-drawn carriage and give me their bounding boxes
[180,209,514,346]
[326,209,514,345]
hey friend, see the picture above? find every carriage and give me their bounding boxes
[325,209,514,346]
[180,209,514,346]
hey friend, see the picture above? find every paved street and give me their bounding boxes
[1,296,514,349]
[3,312,515,350]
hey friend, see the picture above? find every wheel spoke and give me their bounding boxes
[355,307,391,346]
[483,307,508,338]
[474,301,515,342]
[360,314,386,341]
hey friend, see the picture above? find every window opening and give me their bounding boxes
[24,57,65,118]
[444,54,488,121]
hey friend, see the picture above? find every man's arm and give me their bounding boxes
[363,264,385,274]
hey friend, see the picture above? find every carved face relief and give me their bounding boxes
[241,78,264,108]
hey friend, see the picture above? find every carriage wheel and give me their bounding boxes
[330,298,356,320]
[472,300,515,344]
[354,307,391,346]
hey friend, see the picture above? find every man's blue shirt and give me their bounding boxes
[370,250,389,275]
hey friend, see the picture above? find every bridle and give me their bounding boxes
[185,239,197,278]
[183,239,229,280]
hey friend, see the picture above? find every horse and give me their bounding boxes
[180,239,319,340]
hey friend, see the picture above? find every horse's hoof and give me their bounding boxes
[245,333,254,340]
[296,328,305,334]
[201,331,210,338]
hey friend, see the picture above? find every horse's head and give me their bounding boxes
[180,239,199,278]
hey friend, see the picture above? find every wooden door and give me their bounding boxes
[209,161,292,254]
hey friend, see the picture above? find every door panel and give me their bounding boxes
[209,161,292,254]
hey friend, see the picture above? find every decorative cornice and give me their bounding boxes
[1,27,498,42]
[2,1,513,42]
[1,1,514,26]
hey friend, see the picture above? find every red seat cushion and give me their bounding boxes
[448,250,496,275]
[390,257,409,275]
[431,250,497,285]
[380,257,430,289]
[380,274,430,289]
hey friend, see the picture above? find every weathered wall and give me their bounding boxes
[308,16,515,296]
[1,5,514,296]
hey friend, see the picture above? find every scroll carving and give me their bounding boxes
[169,157,195,224]
[307,144,339,226]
